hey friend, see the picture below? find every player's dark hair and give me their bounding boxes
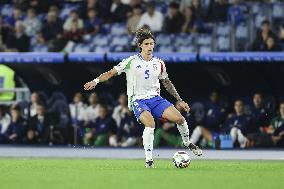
[135,26,155,46]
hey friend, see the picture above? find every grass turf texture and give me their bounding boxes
[0,159,283,189]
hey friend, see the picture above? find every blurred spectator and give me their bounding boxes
[264,37,282,51]
[63,10,84,32]
[182,6,195,33]
[84,8,102,35]
[137,1,163,33]
[251,20,278,51]
[0,106,11,139]
[250,93,270,132]
[49,5,60,17]
[2,105,27,144]
[69,92,87,126]
[225,100,251,148]
[163,2,185,34]
[6,21,30,52]
[0,16,11,51]
[267,102,284,135]
[190,91,226,146]
[129,0,143,7]
[25,0,58,14]
[227,0,245,25]
[207,0,228,22]
[41,10,63,42]
[63,19,84,43]
[180,0,192,14]
[5,7,24,27]
[112,93,129,127]
[127,4,142,34]
[114,109,142,147]
[27,102,54,144]
[23,8,41,37]
[84,92,100,126]
[80,0,105,20]
[279,24,284,45]
[247,102,284,147]
[190,0,205,23]
[30,92,43,117]
[109,0,131,23]
[84,104,116,146]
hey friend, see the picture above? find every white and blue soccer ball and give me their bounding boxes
[173,151,191,168]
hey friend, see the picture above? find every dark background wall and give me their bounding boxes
[6,62,284,103]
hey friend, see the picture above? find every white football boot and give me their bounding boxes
[145,159,155,168]
[185,143,203,156]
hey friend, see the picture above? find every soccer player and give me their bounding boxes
[84,27,202,168]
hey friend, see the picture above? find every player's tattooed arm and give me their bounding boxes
[161,77,190,113]
[161,77,183,102]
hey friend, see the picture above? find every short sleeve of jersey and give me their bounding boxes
[113,56,134,75]
[158,60,168,79]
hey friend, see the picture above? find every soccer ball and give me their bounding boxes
[172,151,191,168]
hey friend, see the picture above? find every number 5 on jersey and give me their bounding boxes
[144,70,149,79]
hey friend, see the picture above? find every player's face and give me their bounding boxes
[140,38,155,55]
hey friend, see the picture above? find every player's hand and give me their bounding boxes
[84,81,97,90]
[178,101,190,113]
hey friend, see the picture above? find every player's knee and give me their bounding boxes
[144,122,155,128]
[175,116,185,125]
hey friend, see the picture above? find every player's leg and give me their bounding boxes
[139,110,155,168]
[132,100,155,168]
[161,106,202,156]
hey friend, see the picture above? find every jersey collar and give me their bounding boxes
[138,53,153,62]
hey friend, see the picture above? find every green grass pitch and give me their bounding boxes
[0,159,283,189]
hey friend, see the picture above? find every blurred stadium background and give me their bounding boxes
[0,1,284,189]
[0,0,284,151]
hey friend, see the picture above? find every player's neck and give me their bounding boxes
[140,52,153,62]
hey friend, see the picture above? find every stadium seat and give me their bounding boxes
[217,36,230,51]
[196,34,212,46]
[59,4,80,20]
[234,23,249,51]
[235,23,249,40]
[156,34,172,46]
[73,43,91,53]
[1,4,13,17]
[30,44,48,52]
[110,23,127,35]
[110,35,130,46]
[251,3,268,15]
[253,14,267,29]
[110,45,124,52]
[272,3,284,20]
[176,45,196,53]
[216,23,230,36]
[82,34,93,44]
[92,45,110,53]
[199,45,212,53]
[173,34,195,46]
[92,35,109,46]
[157,45,175,53]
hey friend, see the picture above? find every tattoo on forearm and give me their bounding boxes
[161,78,182,102]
